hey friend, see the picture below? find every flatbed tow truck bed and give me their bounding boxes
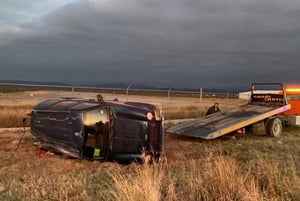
[167,104,290,139]
[167,83,291,139]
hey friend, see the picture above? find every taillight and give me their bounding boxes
[146,112,153,121]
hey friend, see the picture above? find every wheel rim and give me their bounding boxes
[267,118,282,137]
[272,120,282,137]
[273,123,279,134]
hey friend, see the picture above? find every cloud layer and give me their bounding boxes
[1,0,300,89]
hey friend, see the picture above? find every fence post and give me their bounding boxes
[168,88,171,100]
[126,84,131,100]
[72,81,75,96]
[200,87,203,104]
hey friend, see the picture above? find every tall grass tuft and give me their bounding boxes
[105,162,172,201]
[1,151,300,200]
[253,156,300,200]
[198,157,261,201]
[98,156,262,201]
[95,154,300,201]
[0,104,33,127]
[163,106,206,120]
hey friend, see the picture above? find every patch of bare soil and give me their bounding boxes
[0,131,185,182]
[0,132,116,180]
[0,129,196,173]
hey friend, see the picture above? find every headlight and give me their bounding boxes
[146,112,153,120]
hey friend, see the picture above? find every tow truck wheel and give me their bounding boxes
[266,118,282,137]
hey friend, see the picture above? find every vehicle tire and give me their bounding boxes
[266,118,282,137]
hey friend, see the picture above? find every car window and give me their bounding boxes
[84,108,108,126]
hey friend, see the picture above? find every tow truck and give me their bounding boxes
[167,83,292,139]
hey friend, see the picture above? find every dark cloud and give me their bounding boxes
[1,0,300,89]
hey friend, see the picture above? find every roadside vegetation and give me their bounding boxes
[1,127,300,201]
[0,102,209,128]
[0,93,245,128]
[0,92,300,200]
[163,104,235,120]
[0,103,33,127]
[0,87,28,93]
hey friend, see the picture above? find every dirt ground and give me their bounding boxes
[0,129,115,175]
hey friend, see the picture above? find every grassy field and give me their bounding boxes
[0,91,300,201]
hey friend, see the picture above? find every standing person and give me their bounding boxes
[206,102,221,115]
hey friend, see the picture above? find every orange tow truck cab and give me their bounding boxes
[284,87,300,125]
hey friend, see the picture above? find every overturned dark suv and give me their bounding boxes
[30,95,163,162]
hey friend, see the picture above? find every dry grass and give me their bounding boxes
[1,129,300,201]
[0,103,34,127]
[0,92,246,128]
[1,92,300,201]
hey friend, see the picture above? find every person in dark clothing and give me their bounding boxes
[206,102,221,115]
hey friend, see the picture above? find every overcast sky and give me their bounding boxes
[0,0,300,90]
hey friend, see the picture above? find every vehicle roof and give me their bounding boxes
[33,97,151,112]
[33,98,104,112]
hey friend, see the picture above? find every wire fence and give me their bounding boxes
[0,82,239,101]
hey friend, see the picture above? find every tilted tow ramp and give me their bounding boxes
[167,83,291,139]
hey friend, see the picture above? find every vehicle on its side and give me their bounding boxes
[30,95,163,162]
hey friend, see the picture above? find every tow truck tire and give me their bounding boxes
[266,118,282,137]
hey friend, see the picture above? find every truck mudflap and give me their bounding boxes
[167,104,290,139]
